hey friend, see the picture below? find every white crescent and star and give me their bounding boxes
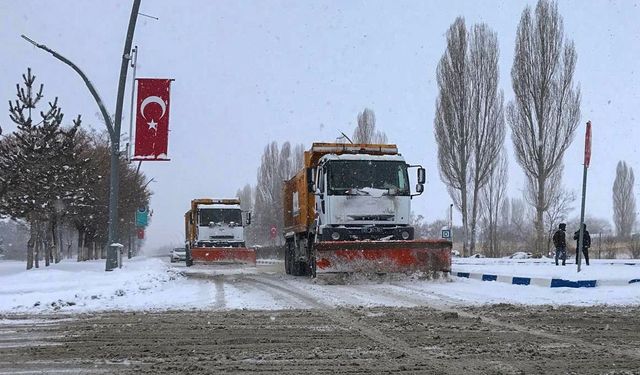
[140,95,167,131]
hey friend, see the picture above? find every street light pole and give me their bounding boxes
[106,0,142,271]
[23,0,142,271]
[126,45,138,162]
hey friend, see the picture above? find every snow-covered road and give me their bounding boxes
[1,256,640,314]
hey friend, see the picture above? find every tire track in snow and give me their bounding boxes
[244,275,466,374]
[212,275,226,309]
[392,282,640,361]
[240,276,315,309]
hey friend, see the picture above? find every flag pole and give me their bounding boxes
[577,121,592,273]
[127,46,138,163]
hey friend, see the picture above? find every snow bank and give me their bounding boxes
[453,258,640,280]
[0,257,215,313]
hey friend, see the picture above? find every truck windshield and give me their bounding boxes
[199,209,242,226]
[327,160,409,196]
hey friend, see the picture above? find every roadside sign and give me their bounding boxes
[441,229,451,239]
[270,226,277,239]
[135,207,148,227]
[137,228,145,239]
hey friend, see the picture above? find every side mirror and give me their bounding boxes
[306,168,315,193]
[245,212,252,225]
[417,167,426,184]
[415,184,424,194]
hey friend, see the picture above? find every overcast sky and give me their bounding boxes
[2,0,639,250]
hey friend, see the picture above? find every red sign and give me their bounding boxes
[584,121,592,168]
[133,78,172,160]
[137,228,145,240]
[270,226,277,239]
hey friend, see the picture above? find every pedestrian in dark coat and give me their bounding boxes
[553,223,567,266]
[573,223,591,266]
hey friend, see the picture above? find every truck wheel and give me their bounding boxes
[284,241,292,275]
[310,258,316,278]
[292,261,301,276]
[293,261,309,276]
[185,246,193,267]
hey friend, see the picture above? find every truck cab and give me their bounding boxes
[194,203,246,248]
[313,153,423,242]
[185,198,256,267]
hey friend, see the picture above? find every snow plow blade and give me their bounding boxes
[314,240,451,276]
[190,247,256,266]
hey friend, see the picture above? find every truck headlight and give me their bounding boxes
[331,231,340,240]
[401,231,410,240]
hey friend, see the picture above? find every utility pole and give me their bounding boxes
[106,0,142,271]
[23,0,142,271]
[449,203,454,245]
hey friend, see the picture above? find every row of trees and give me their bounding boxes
[435,0,581,257]
[236,141,304,245]
[435,0,638,258]
[0,69,151,268]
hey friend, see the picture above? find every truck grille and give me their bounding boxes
[347,215,394,221]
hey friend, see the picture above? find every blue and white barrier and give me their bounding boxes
[452,271,639,288]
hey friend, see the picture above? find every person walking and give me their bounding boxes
[553,223,567,266]
[573,223,591,266]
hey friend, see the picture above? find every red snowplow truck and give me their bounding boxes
[185,198,256,266]
[283,143,451,277]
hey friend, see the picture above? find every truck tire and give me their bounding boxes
[310,257,316,278]
[292,261,302,276]
[292,260,310,276]
[284,241,292,275]
[185,246,193,267]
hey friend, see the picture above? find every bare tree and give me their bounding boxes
[434,18,505,256]
[236,184,253,213]
[292,144,305,172]
[468,24,506,253]
[630,234,640,259]
[236,184,255,245]
[480,153,508,257]
[507,0,581,256]
[543,169,575,253]
[500,197,531,253]
[352,108,387,144]
[253,141,304,244]
[612,160,636,239]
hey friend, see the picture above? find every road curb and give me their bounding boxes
[452,271,640,288]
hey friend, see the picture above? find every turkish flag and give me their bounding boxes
[134,78,172,160]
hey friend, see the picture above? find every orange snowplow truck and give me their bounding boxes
[184,198,256,266]
[283,143,451,277]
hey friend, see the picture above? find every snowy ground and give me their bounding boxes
[1,256,639,314]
